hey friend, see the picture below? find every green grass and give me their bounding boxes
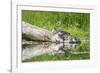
[22,10,90,40]
[23,53,89,62]
[22,10,90,62]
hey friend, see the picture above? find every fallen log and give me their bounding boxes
[22,21,81,43]
[22,21,52,41]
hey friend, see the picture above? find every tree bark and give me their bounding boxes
[22,21,52,41]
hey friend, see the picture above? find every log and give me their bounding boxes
[22,21,81,43]
[22,21,52,41]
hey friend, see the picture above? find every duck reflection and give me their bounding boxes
[22,41,80,60]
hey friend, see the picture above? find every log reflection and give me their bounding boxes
[22,42,80,60]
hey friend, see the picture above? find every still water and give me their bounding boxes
[22,41,81,61]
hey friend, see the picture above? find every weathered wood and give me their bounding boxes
[22,21,52,41]
[22,21,81,43]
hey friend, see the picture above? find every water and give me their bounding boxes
[22,41,81,61]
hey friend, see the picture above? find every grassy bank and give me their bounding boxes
[22,10,90,62]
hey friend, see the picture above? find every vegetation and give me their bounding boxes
[22,10,90,62]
